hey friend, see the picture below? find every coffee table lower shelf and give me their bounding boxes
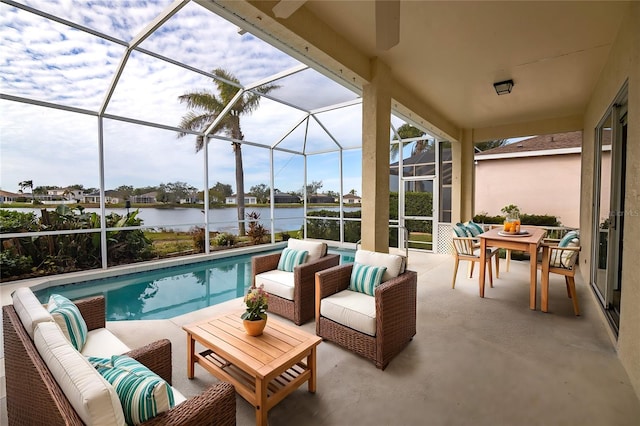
[195,348,314,413]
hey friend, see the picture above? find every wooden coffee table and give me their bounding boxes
[183,312,322,426]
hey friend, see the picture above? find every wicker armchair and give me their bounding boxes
[315,250,417,370]
[3,296,236,426]
[252,239,340,325]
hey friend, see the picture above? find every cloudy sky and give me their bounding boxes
[1,0,383,195]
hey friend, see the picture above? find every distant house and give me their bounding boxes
[309,194,335,203]
[225,195,258,205]
[179,192,200,204]
[475,131,583,228]
[0,190,20,203]
[82,190,120,204]
[131,192,157,204]
[342,194,361,204]
[82,192,101,203]
[105,190,121,204]
[47,188,84,202]
[273,192,301,204]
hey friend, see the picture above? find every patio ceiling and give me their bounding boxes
[210,0,630,141]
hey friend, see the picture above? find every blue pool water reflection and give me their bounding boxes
[35,248,354,321]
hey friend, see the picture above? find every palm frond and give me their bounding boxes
[178,91,223,111]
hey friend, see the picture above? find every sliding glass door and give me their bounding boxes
[592,83,627,334]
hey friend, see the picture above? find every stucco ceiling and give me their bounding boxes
[212,0,629,140]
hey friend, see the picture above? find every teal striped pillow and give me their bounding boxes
[349,262,387,296]
[277,248,308,272]
[88,355,175,425]
[465,221,484,237]
[453,224,470,237]
[48,294,88,351]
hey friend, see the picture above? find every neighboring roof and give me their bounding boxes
[343,194,361,199]
[0,190,21,197]
[476,131,582,157]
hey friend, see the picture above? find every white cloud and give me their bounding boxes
[0,0,364,196]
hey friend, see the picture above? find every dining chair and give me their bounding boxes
[451,225,500,289]
[538,230,581,315]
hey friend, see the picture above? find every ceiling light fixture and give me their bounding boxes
[493,79,514,95]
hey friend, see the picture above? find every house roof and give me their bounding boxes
[476,131,583,157]
[343,194,361,200]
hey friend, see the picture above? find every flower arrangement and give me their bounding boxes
[241,285,269,321]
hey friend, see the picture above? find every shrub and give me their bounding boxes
[473,211,560,227]
[0,249,33,278]
[191,226,206,253]
[246,211,269,245]
[214,232,237,247]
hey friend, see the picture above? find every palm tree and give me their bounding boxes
[390,124,433,161]
[18,180,34,201]
[178,68,278,236]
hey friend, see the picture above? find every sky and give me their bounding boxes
[1,0,382,196]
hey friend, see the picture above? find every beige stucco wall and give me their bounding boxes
[475,154,582,228]
[581,2,640,397]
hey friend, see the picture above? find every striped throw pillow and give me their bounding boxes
[277,248,308,272]
[551,231,580,268]
[349,262,387,296]
[88,355,175,425]
[453,224,470,237]
[48,294,88,351]
[465,221,484,237]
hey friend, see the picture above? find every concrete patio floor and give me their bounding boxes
[2,251,640,425]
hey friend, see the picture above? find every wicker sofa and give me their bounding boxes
[3,288,236,425]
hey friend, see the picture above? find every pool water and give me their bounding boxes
[35,248,354,321]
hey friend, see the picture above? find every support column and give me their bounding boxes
[451,129,475,223]
[361,58,392,253]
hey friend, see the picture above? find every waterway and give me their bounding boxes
[2,206,360,233]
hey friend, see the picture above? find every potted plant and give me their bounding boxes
[241,284,269,336]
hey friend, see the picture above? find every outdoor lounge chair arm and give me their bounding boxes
[295,254,341,285]
[315,263,353,299]
[294,254,341,320]
[376,270,418,339]
[143,382,236,426]
[74,296,106,331]
[126,338,173,385]
[251,252,282,284]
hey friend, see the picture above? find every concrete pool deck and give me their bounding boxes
[2,251,640,425]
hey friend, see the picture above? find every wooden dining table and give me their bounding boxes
[478,226,546,309]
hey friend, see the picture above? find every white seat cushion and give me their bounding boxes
[172,387,187,406]
[34,322,125,426]
[12,287,53,339]
[320,290,376,336]
[255,269,295,300]
[81,328,132,358]
[355,250,405,282]
[287,238,326,262]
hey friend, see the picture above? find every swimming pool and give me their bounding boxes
[34,248,355,321]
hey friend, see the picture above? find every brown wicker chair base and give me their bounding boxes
[316,265,417,370]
